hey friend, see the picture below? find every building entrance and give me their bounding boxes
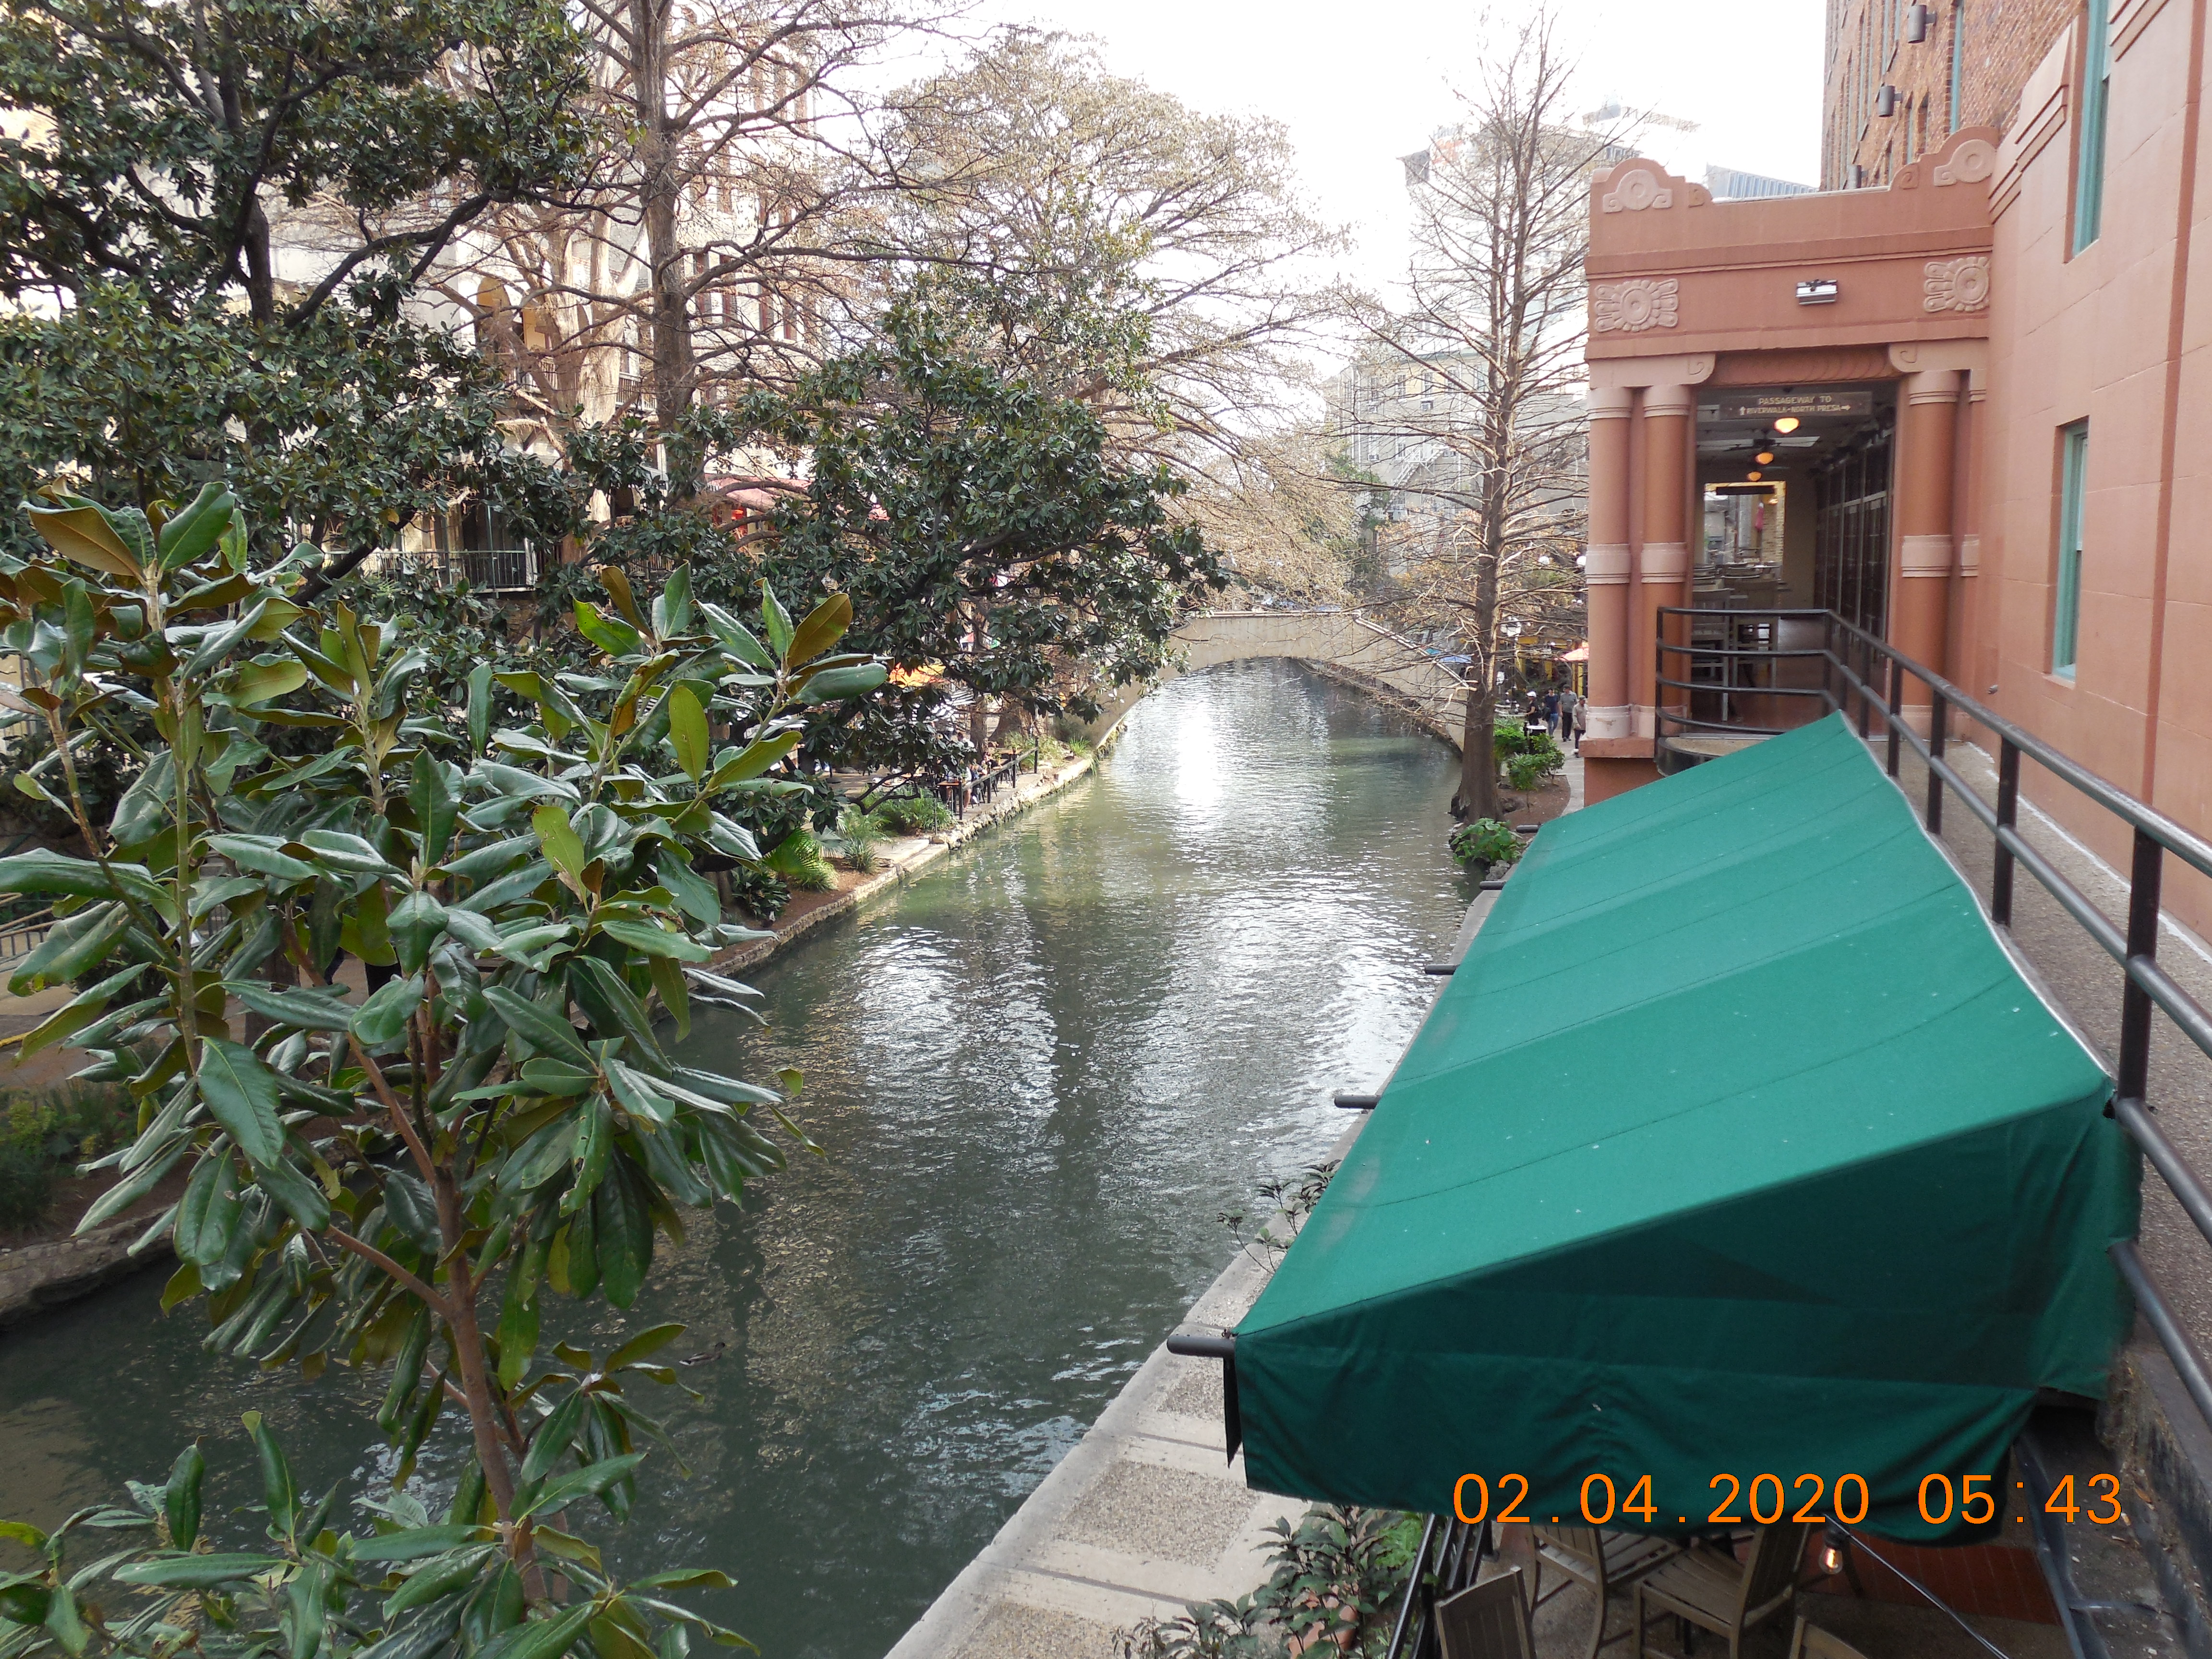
[1812,421,1896,637]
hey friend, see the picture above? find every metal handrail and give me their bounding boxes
[1657,605,2212,1444]
[1382,1513,1492,1659]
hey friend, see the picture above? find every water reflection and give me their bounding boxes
[0,660,1467,1659]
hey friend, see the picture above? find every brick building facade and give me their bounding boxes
[1824,0,2075,188]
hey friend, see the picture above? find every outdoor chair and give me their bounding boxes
[1531,1523,1685,1659]
[1436,1566,1537,1659]
[1632,1522,1809,1659]
[1786,1619,1870,1659]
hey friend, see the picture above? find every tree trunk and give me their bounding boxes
[633,0,694,439]
[1457,683,1500,821]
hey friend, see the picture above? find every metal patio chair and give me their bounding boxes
[1632,1522,1810,1659]
[1435,1566,1537,1659]
[1531,1523,1685,1659]
[1786,1618,1870,1659]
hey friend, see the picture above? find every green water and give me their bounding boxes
[0,659,1470,1658]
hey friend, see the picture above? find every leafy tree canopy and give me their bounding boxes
[0,0,591,571]
[721,300,1224,769]
[0,0,589,321]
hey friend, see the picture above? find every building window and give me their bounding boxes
[2054,421,2089,677]
[1949,3,1965,133]
[2075,0,2113,251]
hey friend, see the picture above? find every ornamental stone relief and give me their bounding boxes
[1931,138,1997,187]
[1601,169,1673,213]
[1923,256,1991,313]
[1592,278,1679,333]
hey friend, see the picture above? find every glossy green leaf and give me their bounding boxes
[482,986,596,1071]
[758,584,793,659]
[210,834,317,884]
[197,1037,285,1165]
[666,685,708,782]
[534,804,589,896]
[517,1454,647,1520]
[784,591,851,668]
[228,980,356,1033]
[350,1525,490,1563]
[164,1443,205,1550]
[114,1553,284,1587]
[412,751,458,866]
[593,1164,652,1309]
[350,973,424,1048]
[156,483,236,571]
[8,901,128,996]
[794,663,889,704]
[593,918,712,962]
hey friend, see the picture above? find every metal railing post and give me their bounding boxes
[1855,629,1872,738]
[1886,658,1904,777]
[1926,695,1948,835]
[1993,739,2020,927]
[2120,828,2165,1108]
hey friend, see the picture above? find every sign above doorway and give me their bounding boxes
[1713,390,1875,421]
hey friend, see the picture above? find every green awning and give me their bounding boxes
[1235,715,2137,1541]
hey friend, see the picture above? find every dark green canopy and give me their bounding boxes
[1235,715,2137,1540]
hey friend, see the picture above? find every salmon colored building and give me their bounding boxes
[1581,0,2212,933]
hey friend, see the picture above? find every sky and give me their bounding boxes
[952,0,1829,292]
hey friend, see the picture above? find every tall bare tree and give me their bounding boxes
[421,0,951,459]
[1358,9,1613,819]
[877,30,1349,464]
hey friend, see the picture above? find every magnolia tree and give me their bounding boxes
[0,483,885,1659]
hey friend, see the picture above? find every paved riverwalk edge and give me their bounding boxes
[706,749,1100,977]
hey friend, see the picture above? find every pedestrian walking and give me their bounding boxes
[1569,691,1587,753]
[1540,689,1559,737]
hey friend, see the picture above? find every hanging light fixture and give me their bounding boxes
[1774,417,1802,434]
[1756,451,1776,465]
[1746,470,1764,482]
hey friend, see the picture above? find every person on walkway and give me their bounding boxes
[1569,691,1587,754]
[1540,689,1559,738]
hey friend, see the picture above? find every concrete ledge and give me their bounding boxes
[0,1214,170,1328]
[2104,1341,2212,1647]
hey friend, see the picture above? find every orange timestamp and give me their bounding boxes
[1449,1471,2128,1529]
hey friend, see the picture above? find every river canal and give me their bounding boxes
[0,658,1469,1659]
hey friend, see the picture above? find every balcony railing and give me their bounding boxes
[1659,606,2212,1455]
[370,546,541,593]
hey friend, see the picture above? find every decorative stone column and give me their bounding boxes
[1584,386,1635,739]
[1955,376,1986,684]
[1636,385,1695,735]
[1892,368,1963,700]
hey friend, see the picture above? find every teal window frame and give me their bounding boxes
[2054,422,2089,677]
[2074,0,2113,252]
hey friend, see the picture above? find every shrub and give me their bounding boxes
[730,864,793,921]
[875,791,954,835]
[1449,818,1524,869]
[768,829,837,892]
[0,1082,138,1231]
[835,805,885,873]
[1124,1506,1416,1658]
[1506,748,1560,793]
